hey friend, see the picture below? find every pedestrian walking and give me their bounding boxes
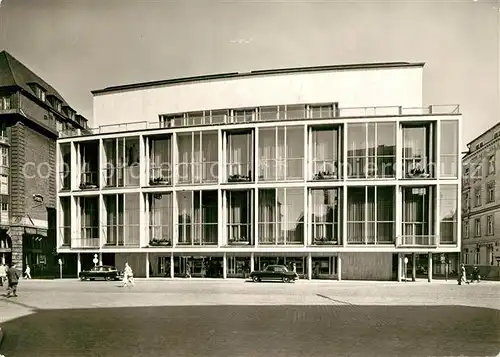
[472,266,481,283]
[0,263,6,287]
[201,261,206,278]
[24,264,31,279]
[6,263,21,297]
[122,262,134,287]
[458,263,469,285]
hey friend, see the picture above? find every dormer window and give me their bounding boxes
[34,85,46,102]
[55,100,62,112]
[67,109,75,120]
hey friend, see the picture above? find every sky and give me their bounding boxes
[0,0,498,147]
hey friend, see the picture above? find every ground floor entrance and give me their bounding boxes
[61,251,458,282]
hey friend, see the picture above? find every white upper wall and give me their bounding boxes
[92,65,424,127]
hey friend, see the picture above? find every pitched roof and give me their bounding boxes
[0,50,70,108]
[92,61,425,95]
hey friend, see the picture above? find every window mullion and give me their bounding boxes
[374,187,377,244]
[364,186,368,244]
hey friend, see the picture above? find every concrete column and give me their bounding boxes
[412,253,416,282]
[397,253,402,282]
[98,138,104,189]
[428,253,433,282]
[217,189,223,247]
[145,252,150,278]
[170,253,174,278]
[99,252,103,266]
[139,193,146,247]
[250,252,254,272]
[77,253,81,276]
[223,253,227,279]
[337,254,342,281]
[307,253,312,280]
[253,188,258,247]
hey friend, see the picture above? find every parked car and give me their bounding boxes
[79,265,123,281]
[250,265,298,283]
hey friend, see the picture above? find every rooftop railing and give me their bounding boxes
[59,104,460,138]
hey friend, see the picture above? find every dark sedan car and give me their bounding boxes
[79,265,123,281]
[250,265,298,283]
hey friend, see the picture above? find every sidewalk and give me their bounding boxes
[17,277,500,285]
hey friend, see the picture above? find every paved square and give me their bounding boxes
[0,279,499,356]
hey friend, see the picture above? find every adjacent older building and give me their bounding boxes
[462,122,500,267]
[57,61,462,281]
[0,50,88,277]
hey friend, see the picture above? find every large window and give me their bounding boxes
[177,131,218,184]
[258,188,304,245]
[474,218,481,237]
[149,193,173,246]
[149,136,172,186]
[59,143,71,190]
[59,197,71,246]
[0,201,6,227]
[79,197,99,247]
[102,137,140,188]
[226,130,253,182]
[0,200,8,225]
[347,122,396,178]
[346,186,395,244]
[309,104,337,119]
[0,146,9,168]
[402,123,434,179]
[440,121,459,178]
[0,174,7,195]
[233,108,255,123]
[487,181,495,203]
[258,126,303,181]
[103,193,140,246]
[487,215,494,235]
[80,142,100,188]
[401,187,434,245]
[311,126,341,180]
[177,191,218,245]
[311,188,341,245]
[439,185,458,244]
[227,190,253,245]
[0,121,7,141]
[474,188,482,207]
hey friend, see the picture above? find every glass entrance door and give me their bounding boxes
[312,256,337,279]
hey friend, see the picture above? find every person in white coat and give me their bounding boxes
[122,262,134,287]
[24,265,31,279]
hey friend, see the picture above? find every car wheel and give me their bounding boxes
[282,277,290,283]
[106,276,113,281]
[252,276,259,282]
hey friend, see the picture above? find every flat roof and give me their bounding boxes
[91,61,425,95]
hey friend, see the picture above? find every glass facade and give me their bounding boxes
[58,115,460,253]
[258,126,304,181]
[258,188,304,245]
[440,121,459,178]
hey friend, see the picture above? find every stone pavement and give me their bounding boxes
[1,278,500,315]
[0,279,499,357]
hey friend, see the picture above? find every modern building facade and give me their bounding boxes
[0,50,87,277]
[462,123,500,266]
[57,62,462,281]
